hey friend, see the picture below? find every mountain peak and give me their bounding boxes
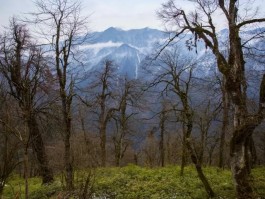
[104,27,123,33]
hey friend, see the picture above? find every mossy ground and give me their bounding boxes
[2,165,265,199]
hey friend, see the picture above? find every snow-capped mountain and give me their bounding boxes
[80,27,167,78]
[80,27,265,79]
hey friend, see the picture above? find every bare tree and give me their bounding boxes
[111,77,139,167]
[29,0,90,190]
[0,85,20,197]
[0,19,53,184]
[0,95,33,199]
[157,99,173,167]
[81,60,119,167]
[158,1,265,198]
[150,50,215,197]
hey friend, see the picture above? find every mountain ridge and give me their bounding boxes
[80,27,264,79]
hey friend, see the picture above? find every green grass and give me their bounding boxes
[2,175,62,199]
[2,165,265,199]
[92,165,235,199]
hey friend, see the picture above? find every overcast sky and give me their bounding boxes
[0,0,165,31]
[0,0,264,32]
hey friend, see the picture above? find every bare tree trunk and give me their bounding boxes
[62,98,74,190]
[115,151,121,167]
[180,123,187,176]
[114,133,122,167]
[230,128,256,199]
[219,77,229,168]
[185,112,215,198]
[134,153,138,165]
[28,116,53,184]
[199,127,206,165]
[64,132,73,190]
[166,134,171,164]
[99,84,107,167]
[227,24,257,198]
[60,90,74,190]
[100,125,107,167]
[24,149,29,199]
[113,117,124,167]
[159,110,166,167]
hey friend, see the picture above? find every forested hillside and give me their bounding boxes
[0,0,265,198]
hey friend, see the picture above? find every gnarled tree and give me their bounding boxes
[0,19,53,184]
[158,0,265,198]
[150,50,215,197]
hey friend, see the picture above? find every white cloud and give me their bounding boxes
[1,0,264,31]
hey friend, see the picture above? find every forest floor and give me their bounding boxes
[2,165,265,199]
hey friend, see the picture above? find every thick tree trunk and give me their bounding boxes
[28,116,53,184]
[230,125,258,199]
[60,89,74,190]
[226,16,257,197]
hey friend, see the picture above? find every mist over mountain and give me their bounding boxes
[80,27,264,80]
[80,27,167,78]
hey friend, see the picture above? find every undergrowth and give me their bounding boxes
[2,165,265,199]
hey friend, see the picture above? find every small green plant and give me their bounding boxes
[28,181,62,199]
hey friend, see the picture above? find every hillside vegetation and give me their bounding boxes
[3,165,265,199]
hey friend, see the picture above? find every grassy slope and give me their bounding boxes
[3,165,265,199]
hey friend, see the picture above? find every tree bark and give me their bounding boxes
[227,19,255,198]
[24,149,29,199]
[28,115,54,184]
[64,132,73,190]
[180,123,187,176]
[230,127,256,199]
[114,143,121,167]
[219,77,229,168]
[159,110,166,167]
[100,124,107,167]
[60,88,74,190]
[62,94,74,190]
